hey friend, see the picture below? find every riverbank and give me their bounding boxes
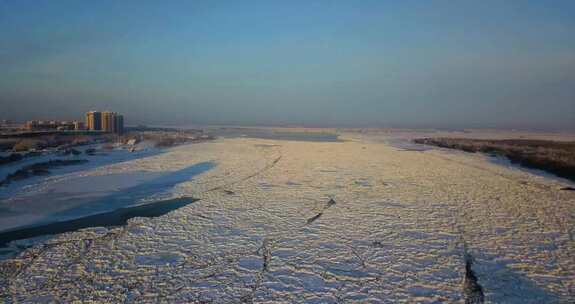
[1,128,212,154]
[0,159,88,187]
[414,138,575,182]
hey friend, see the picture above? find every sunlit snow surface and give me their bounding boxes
[1,134,574,303]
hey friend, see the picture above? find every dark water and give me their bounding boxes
[0,196,196,247]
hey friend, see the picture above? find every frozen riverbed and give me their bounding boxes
[1,134,574,302]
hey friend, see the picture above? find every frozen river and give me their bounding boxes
[1,133,574,303]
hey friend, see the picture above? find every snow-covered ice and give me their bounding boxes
[0,134,573,303]
[0,144,179,232]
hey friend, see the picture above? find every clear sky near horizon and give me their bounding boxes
[1,1,574,130]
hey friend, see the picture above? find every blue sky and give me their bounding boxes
[1,0,574,129]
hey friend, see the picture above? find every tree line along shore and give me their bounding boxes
[414,138,575,184]
[1,128,213,156]
[0,128,215,186]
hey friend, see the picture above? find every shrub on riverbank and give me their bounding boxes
[0,159,89,187]
[12,139,41,152]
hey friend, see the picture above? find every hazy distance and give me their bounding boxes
[1,1,574,130]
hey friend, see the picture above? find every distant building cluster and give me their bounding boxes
[86,111,124,134]
[25,120,84,131]
[22,111,124,134]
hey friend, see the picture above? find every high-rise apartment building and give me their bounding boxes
[102,111,115,132]
[115,114,124,134]
[86,111,124,133]
[86,111,102,131]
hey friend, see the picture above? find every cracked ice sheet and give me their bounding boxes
[1,135,574,303]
